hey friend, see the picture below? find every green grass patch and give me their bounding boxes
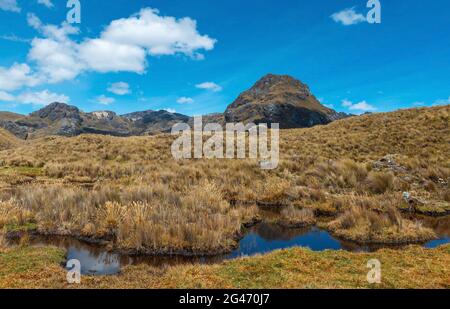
[0,166,44,177]
[5,222,38,233]
[0,246,65,277]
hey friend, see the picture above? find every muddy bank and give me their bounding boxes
[6,216,450,276]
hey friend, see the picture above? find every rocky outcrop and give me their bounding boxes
[225,74,349,128]
[123,110,190,134]
[0,74,352,139]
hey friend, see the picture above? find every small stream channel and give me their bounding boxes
[16,216,450,276]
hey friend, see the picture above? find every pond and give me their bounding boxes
[22,216,450,276]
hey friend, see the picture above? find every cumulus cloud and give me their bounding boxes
[177,97,194,104]
[349,101,377,112]
[341,99,376,113]
[163,108,176,113]
[101,8,216,58]
[195,82,222,92]
[341,99,353,107]
[331,8,366,26]
[16,90,70,105]
[0,63,41,91]
[37,0,53,8]
[27,13,43,30]
[78,39,147,73]
[0,91,15,102]
[96,95,115,105]
[107,82,131,95]
[1,9,216,91]
[0,0,20,12]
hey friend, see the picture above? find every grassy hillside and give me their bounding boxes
[0,128,22,151]
[0,106,448,253]
[0,111,25,122]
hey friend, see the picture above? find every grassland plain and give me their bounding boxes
[0,106,448,254]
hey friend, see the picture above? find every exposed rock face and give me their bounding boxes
[0,103,190,139]
[123,110,190,134]
[0,120,30,139]
[30,102,82,122]
[0,74,351,139]
[225,74,348,128]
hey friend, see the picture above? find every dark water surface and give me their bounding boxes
[23,216,450,276]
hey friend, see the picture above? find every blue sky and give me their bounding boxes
[0,0,449,116]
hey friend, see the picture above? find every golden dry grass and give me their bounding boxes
[327,205,436,244]
[0,128,22,151]
[0,244,448,289]
[0,106,448,251]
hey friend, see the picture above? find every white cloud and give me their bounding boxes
[0,63,41,91]
[0,91,15,102]
[0,34,30,43]
[434,97,450,106]
[107,82,131,95]
[27,13,43,30]
[341,99,353,107]
[0,0,20,12]
[27,14,84,83]
[37,0,53,8]
[177,97,194,104]
[350,101,377,112]
[413,101,425,106]
[331,8,366,26]
[341,99,376,113]
[101,8,216,58]
[324,104,334,109]
[16,90,70,105]
[95,95,115,105]
[78,39,147,73]
[2,9,216,92]
[195,82,222,92]
[163,108,176,113]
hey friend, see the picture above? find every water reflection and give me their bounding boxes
[22,215,450,276]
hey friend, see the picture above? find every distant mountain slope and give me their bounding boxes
[0,128,22,150]
[2,105,447,166]
[0,74,352,139]
[225,74,349,128]
[122,110,190,134]
[0,103,191,139]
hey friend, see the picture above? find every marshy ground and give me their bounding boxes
[0,105,448,288]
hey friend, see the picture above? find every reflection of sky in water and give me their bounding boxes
[227,227,342,259]
[66,247,121,275]
[33,216,450,276]
[424,237,450,249]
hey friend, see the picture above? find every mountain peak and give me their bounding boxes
[251,74,312,98]
[30,102,81,122]
[225,74,345,128]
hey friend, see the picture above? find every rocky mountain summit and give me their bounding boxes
[225,74,348,128]
[0,74,349,139]
[0,103,188,139]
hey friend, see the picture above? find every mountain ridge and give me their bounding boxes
[0,74,350,139]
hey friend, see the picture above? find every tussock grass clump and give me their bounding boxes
[366,171,395,194]
[0,199,34,229]
[0,106,448,248]
[2,183,259,254]
[276,206,316,228]
[327,206,436,244]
